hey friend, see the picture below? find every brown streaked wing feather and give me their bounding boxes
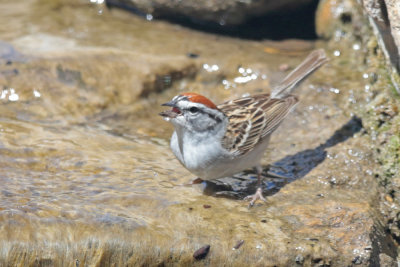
[218,94,298,155]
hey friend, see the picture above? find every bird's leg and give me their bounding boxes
[244,165,266,206]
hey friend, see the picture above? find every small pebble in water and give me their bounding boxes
[232,240,244,250]
[333,50,341,57]
[362,73,369,79]
[193,245,210,260]
[187,53,199,58]
[295,255,304,264]
[352,255,362,265]
[385,195,393,203]
[203,204,211,209]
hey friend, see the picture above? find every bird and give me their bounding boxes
[159,49,328,205]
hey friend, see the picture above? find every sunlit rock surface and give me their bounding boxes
[0,0,397,265]
[362,0,400,73]
[317,0,400,85]
[316,0,400,261]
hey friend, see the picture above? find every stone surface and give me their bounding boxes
[362,0,400,73]
[107,0,314,25]
[316,0,368,40]
[0,0,397,266]
[316,0,400,87]
[317,0,400,258]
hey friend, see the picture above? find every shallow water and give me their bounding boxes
[0,0,390,265]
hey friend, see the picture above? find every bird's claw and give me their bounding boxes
[244,187,266,207]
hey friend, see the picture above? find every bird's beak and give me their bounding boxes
[159,110,179,118]
[161,101,175,107]
[159,101,181,118]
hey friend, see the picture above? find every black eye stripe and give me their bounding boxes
[208,113,222,122]
[184,106,224,122]
[189,107,199,113]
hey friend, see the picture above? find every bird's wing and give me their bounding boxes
[218,94,298,156]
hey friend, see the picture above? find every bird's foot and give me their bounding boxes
[244,187,266,207]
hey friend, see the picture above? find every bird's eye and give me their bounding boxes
[189,107,199,114]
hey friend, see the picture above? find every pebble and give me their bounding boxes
[232,240,244,250]
[193,245,210,260]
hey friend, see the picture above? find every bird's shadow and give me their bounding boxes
[200,116,363,199]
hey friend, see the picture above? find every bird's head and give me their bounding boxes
[160,92,226,133]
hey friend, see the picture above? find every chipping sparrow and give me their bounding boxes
[160,49,328,205]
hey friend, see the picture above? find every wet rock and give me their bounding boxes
[0,41,25,63]
[379,253,397,267]
[315,0,366,40]
[295,254,304,265]
[107,0,315,26]
[316,0,400,88]
[0,37,197,122]
[362,0,400,73]
[0,0,398,266]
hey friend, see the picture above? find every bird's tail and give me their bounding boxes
[271,49,328,99]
